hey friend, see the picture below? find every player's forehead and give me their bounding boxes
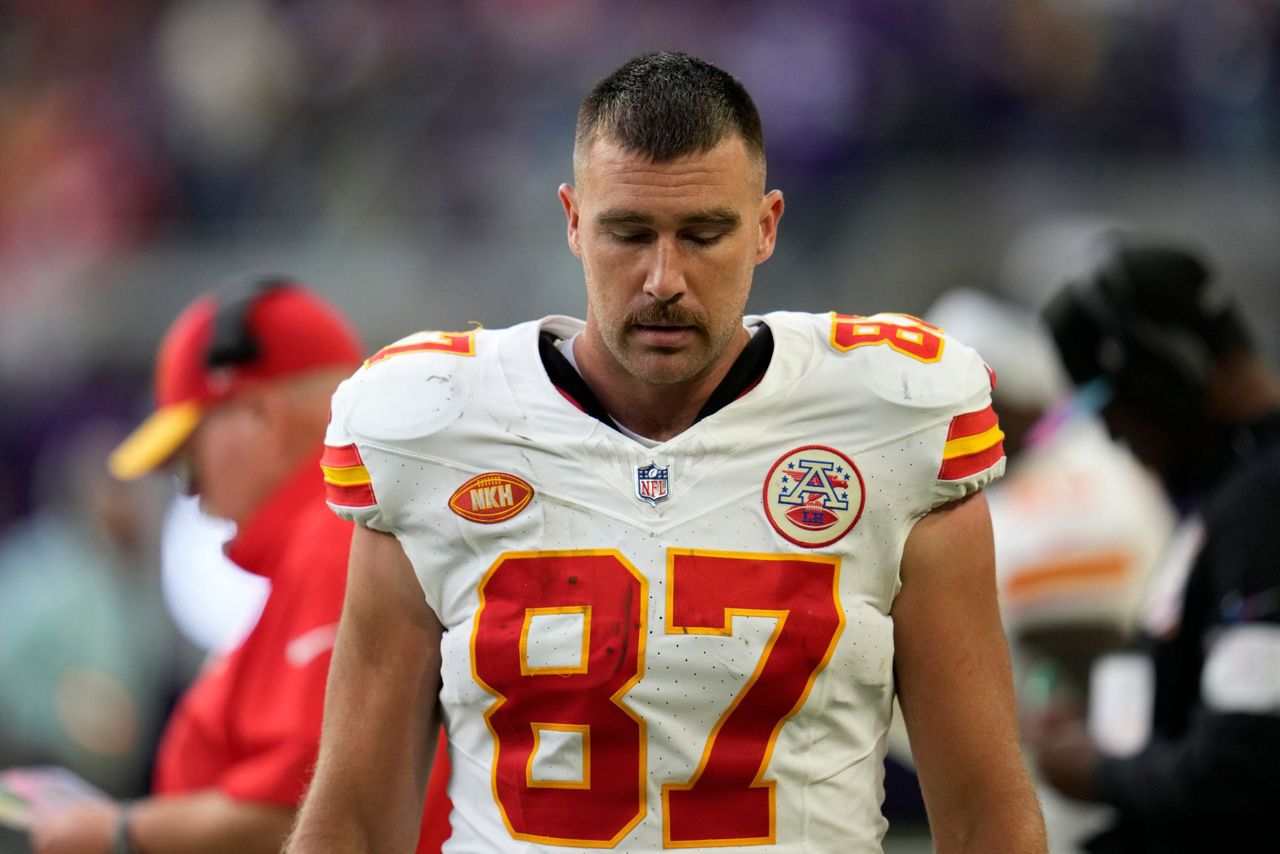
[578,135,760,219]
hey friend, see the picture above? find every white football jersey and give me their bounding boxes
[323,311,1004,853]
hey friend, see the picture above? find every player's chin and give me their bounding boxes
[623,348,708,386]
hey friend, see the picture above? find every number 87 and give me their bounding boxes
[470,549,844,848]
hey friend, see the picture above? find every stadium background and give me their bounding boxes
[0,1,1278,850]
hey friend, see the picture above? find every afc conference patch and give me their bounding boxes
[763,445,865,548]
[635,462,670,505]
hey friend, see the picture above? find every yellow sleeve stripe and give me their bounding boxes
[321,463,373,487]
[942,425,1005,460]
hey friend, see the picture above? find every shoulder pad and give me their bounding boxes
[334,328,488,446]
[364,329,479,366]
[825,312,994,413]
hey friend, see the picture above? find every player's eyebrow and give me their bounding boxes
[596,208,654,226]
[677,207,740,227]
[594,207,741,227]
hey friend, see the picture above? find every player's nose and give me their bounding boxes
[641,238,688,303]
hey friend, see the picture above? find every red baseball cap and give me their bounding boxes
[109,281,363,480]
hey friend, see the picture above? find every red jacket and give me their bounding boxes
[153,451,451,851]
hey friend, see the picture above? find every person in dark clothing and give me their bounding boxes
[1031,236,1280,853]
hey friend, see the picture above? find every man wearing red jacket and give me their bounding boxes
[30,280,450,853]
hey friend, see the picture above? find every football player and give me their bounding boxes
[290,52,1046,853]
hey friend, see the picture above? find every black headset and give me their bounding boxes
[1043,236,1250,422]
[205,275,294,369]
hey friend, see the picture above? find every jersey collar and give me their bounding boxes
[537,322,775,437]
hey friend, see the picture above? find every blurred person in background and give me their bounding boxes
[0,419,189,798]
[1029,237,1280,853]
[924,289,1174,853]
[158,493,271,660]
[25,279,450,853]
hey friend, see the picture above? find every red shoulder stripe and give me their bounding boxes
[938,441,1005,481]
[325,481,377,507]
[321,443,376,507]
[321,442,365,469]
[946,405,999,440]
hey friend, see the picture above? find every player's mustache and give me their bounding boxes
[626,303,706,329]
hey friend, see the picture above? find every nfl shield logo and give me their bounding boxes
[635,462,670,505]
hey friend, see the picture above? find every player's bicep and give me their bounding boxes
[325,524,442,773]
[337,523,441,650]
[295,525,442,852]
[892,494,1042,849]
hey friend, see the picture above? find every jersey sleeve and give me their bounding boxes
[929,392,1006,507]
[884,323,1005,510]
[321,329,480,535]
[819,310,1006,515]
[927,325,1006,505]
[322,370,395,532]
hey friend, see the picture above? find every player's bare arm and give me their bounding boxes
[287,525,443,853]
[893,493,1047,853]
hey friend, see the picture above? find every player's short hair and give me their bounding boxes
[575,51,765,175]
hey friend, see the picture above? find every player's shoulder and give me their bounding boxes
[354,324,493,384]
[763,309,994,414]
[761,310,1004,505]
[328,320,534,447]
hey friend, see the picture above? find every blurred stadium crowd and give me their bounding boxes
[1,0,1279,849]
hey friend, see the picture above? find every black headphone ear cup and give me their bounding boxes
[206,276,292,368]
[1112,321,1212,421]
[1083,240,1217,420]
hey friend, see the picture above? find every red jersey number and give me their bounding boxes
[830,312,944,363]
[471,549,843,848]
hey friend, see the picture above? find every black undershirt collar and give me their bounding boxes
[537,323,775,437]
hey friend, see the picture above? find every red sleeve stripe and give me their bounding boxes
[939,405,1005,481]
[321,443,365,469]
[945,405,999,440]
[325,481,378,508]
[938,440,1005,481]
[321,444,377,507]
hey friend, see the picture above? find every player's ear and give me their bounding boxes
[755,190,784,264]
[559,183,582,258]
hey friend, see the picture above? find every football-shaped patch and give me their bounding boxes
[785,504,840,531]
[763,446,865,548]
[449,472,534,523]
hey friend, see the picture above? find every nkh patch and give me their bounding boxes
[449,472,534,523]
[635,462,670,505]
[763,446,865,548]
